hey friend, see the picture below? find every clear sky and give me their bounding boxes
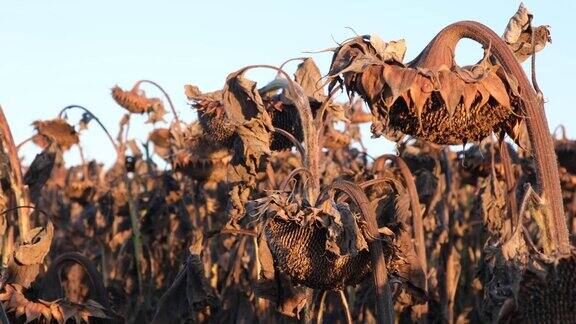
[1,1,574,166]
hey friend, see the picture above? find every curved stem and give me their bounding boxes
[331,180,394,324]
[410,21,569,253]
[133,80,180,124]
[0,205,49,220]
[239,64,320,203]
[374,154,428,294]
[279,167,312,191]
[273,127,306,160]
[530,28,543,97]
[40,252,111,308]
[315,83,342,130]
[58,105,118,152]
[278,57,308,71]
[0,107,30,239]
[16,137,33,151]
[499,141,518,237]
[553,125,567,141]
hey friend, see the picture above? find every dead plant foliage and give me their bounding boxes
[0,4,573,324]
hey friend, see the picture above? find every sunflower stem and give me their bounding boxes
[125,173,145,297]
[58,105,119,152]
[0,107,30,239]
[375,154,428,295]
[331,181,394,324]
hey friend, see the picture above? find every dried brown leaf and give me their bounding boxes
[294,58,325,102]
[24,143,57,201]
[370,35,407,63]
[152,253,218,323]
[503,4,551,63]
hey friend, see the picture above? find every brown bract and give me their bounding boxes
[32,118,79,150]
[151,241,219,323]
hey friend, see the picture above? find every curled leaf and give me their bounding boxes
[503,3,551,63]
[294,58,326,102]
[10,221,54,288]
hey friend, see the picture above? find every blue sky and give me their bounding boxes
[1,1,574,166]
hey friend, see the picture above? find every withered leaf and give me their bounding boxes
[24,143,57,201]
[503,3,532,45]
[257,235,275,280]
[15,221,53,266]
[503,3,551,63]
[223,69,273,160]
[184,84,202,100]
[149,128,171,159]
[223,70,270,125]
[8,221,53,287]
[370,35,407,63]
[294,58,326,102]
[152,253,218,323]
[0,283,111,323]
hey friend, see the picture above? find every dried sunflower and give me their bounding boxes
[112,85,166,123]
[498,253,576,323]
[327,32,523,145]
[170,122,231,183]
[328,15,570,253]
[32,118,79,150]
[554,129,576,174]
[185,85,236,146]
